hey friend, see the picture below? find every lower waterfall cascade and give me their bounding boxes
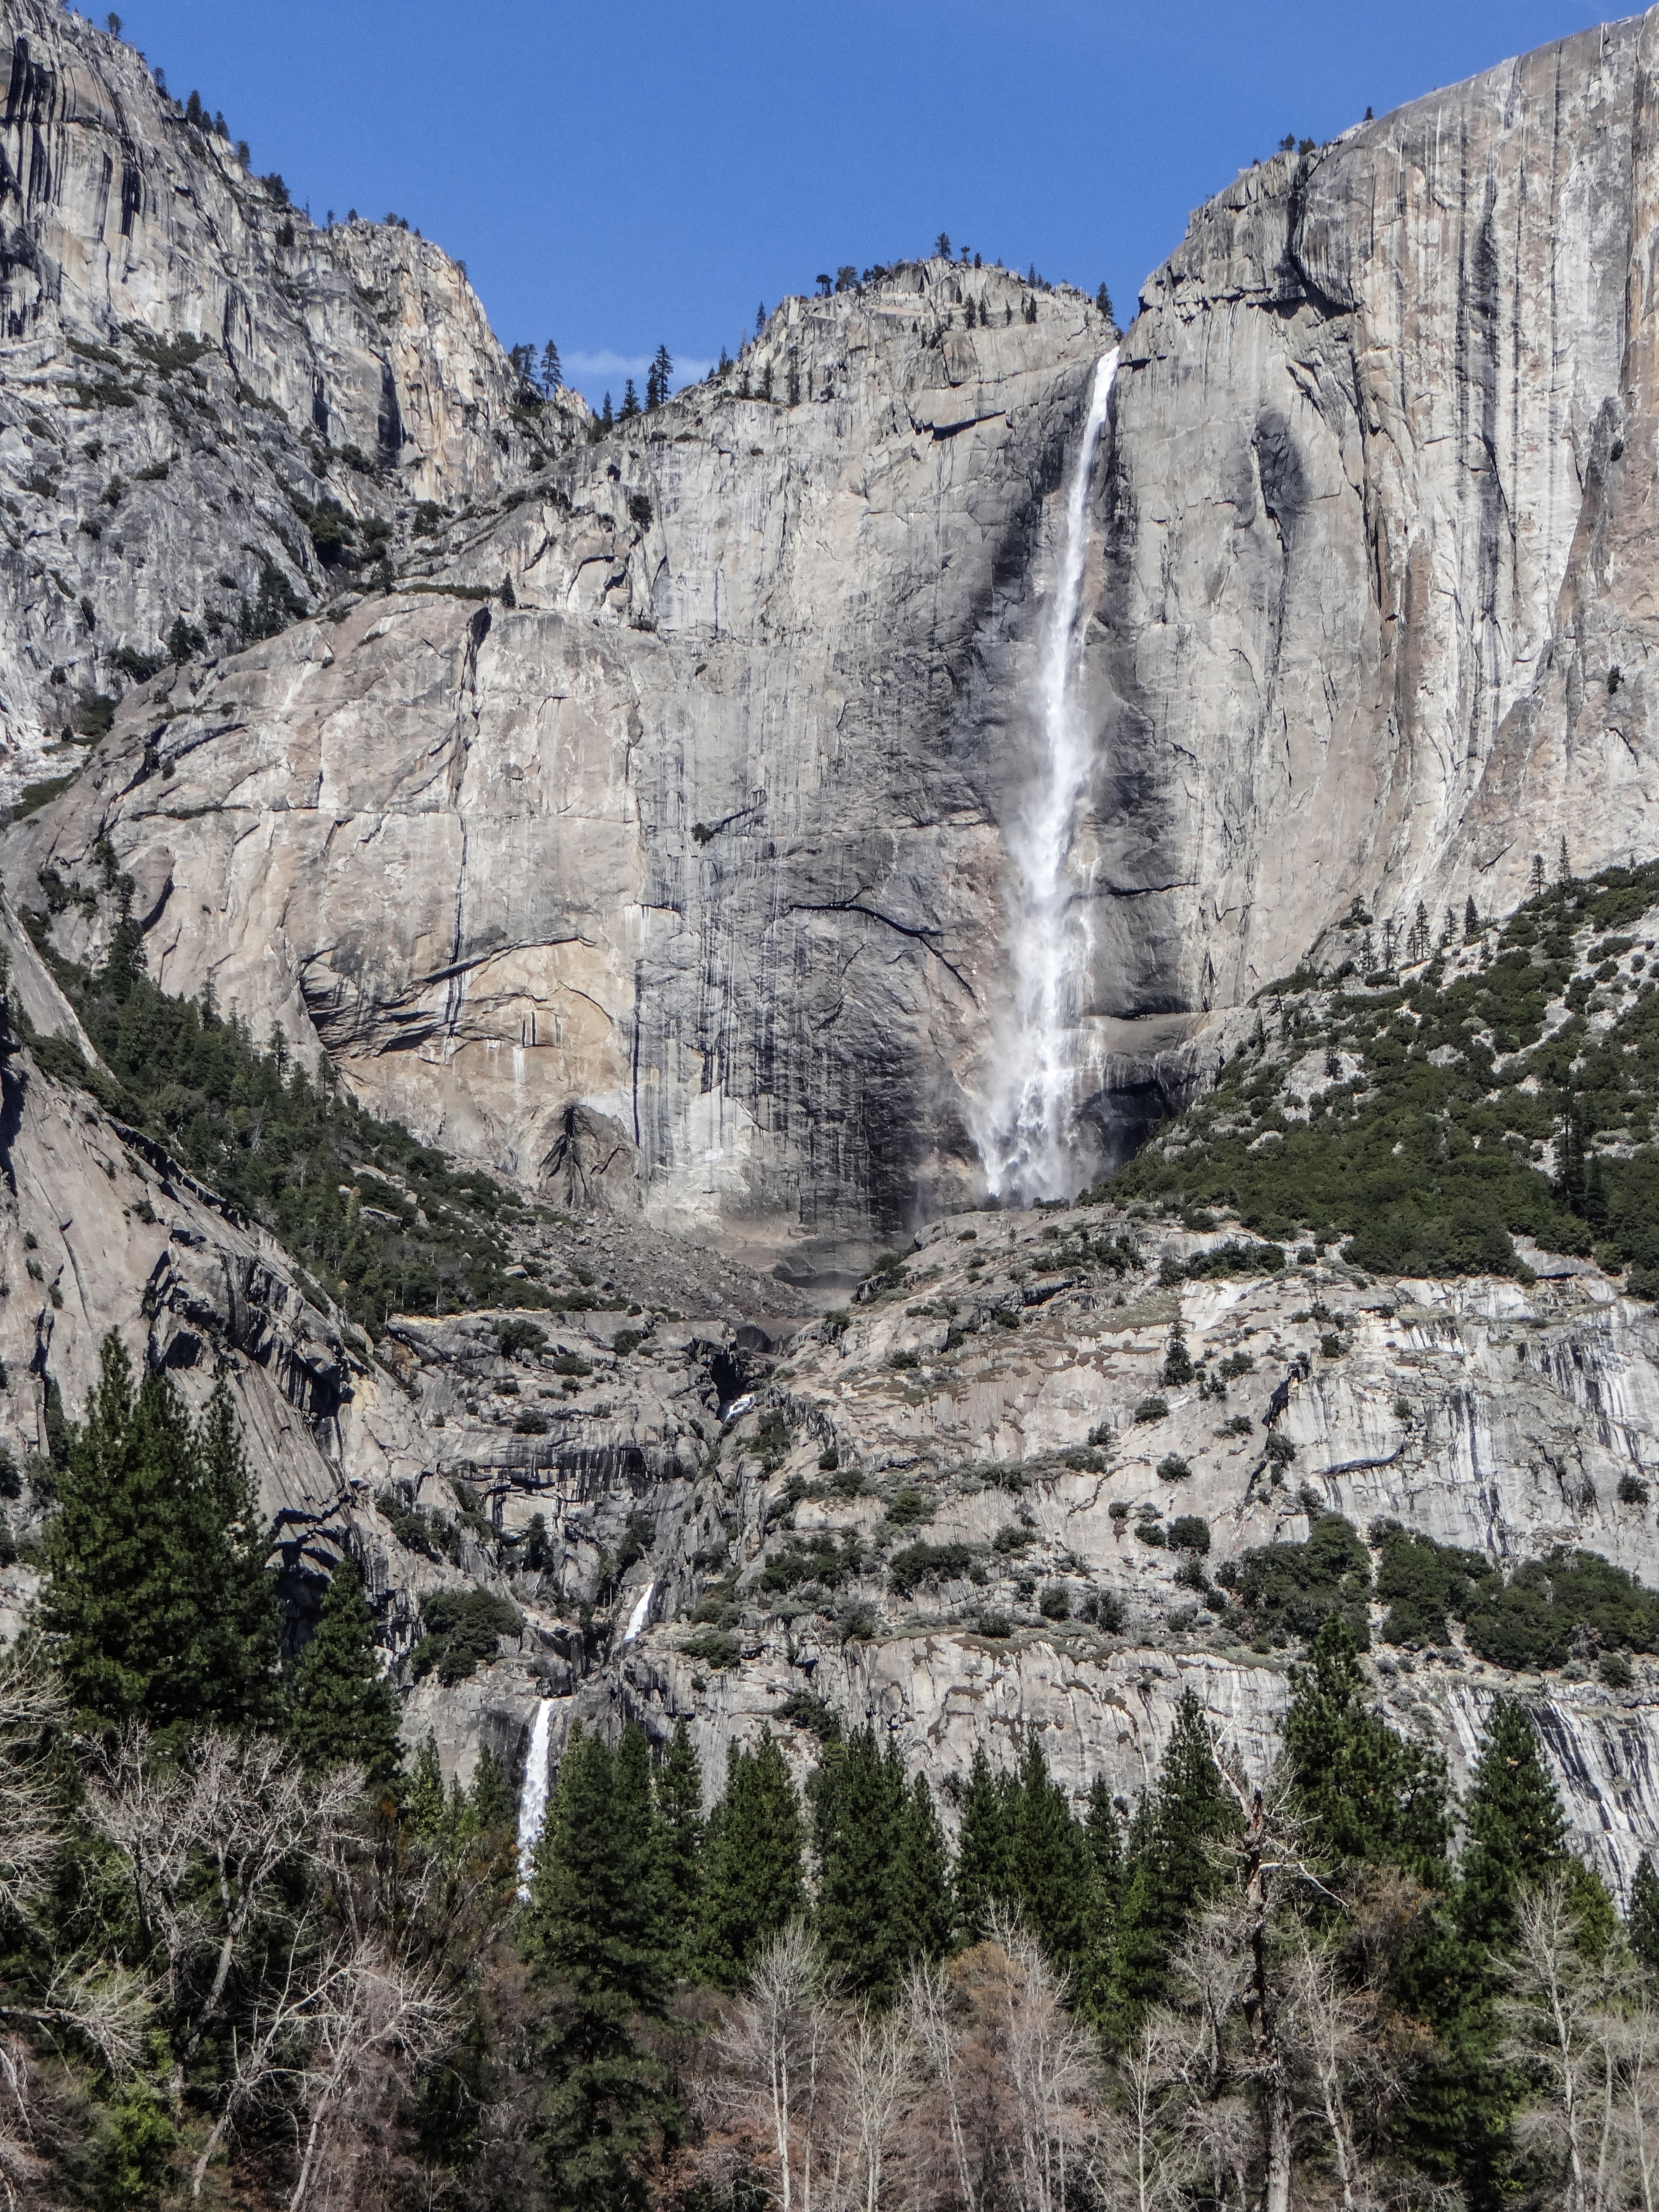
[515,1696,556,1898]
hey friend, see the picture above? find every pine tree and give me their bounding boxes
[1630,1853,1659,1972]
[1011,1736,1092,1976]
[600,392,614,430]
[470,1745,515,1834]
[619,379,640,420]
[896,1771,953,1967]
[646,343,672,411]
[654,1719,703,1978]
[408,1732,445,1836]
[1080,1776,1122,2018]
[524,1725,671,2207]
[1284,1616,1449,1879]
[290,1555,402,1784]
[814,1727,908,2001]
[694,1730,804,1989]
[613,1721,659,1912]
[1096,281,1113,321]
[954,1743,1014,1944]
[1464,895,1481,941]
[1458,1696,1569,1953]
[539,340,562,395]
[42,1338,281,1741]
[1106,1689,1241,2031]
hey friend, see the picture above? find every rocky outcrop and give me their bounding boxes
[1086,7,1659,1062]
[389,1197,1659,1903]
[0,0,584,804]
[1,254,1115,1271]
[0,895,359,1620]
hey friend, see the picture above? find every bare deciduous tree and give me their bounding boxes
[84,1724,362,2109]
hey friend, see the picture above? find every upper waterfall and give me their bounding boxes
[972,348,1119,1201]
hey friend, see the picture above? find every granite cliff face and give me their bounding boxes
[1092,9,1659,1058]
[2,253,1114,1272]
[0,0,582,803]
[17,8,1659,1254]
[0,0,1659,1898]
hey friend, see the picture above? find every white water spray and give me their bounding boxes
[973,349,1119,1200]
[622,1579,655,1643]
[516,1697,555,1900]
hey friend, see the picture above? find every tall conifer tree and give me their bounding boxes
[954,1743,1014,1945]
[1458,1697,1568,1953]
[655,1719,703,1978]
[1285,1616,1450,1879]
[1012,1736,1092,1976]
[290,1556,402,1784]
[815,1728,907,2002]
[1632,1854,1659,1973]
[1080,1775,1123,2018]
[42,1339,279,1740]
[1106,1689,1241,2032]
[695,1730,804,1989]
[470,1744,515,1835]
[524,1725,671,2208]
[895,1771,953,1967]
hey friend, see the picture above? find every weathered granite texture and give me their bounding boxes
[1,256,1115,1271]
[429,1198,1659,1903]
[1087,6,1659,1058]
[19,8,1659,1254]
[0,0,583,802]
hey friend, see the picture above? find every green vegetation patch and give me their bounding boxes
[1462,1549,1659,1670]
[1219,1513,1372,1648]
[13,913,553,1339]
[1113,864,1659,1289]
[411,1589,521,1683]
[1373,1521,1493,1645]
[757,1533,863,1593]
[888,1539,979,1596]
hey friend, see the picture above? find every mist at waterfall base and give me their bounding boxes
[969,350,1122,1207]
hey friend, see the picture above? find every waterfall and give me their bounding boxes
[973,348,1119,1201]
[515,1697,555,1900]
[622,1579,655,1643]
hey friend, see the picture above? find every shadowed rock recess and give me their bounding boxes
[7,0,1659,1924]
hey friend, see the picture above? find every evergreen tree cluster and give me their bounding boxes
[11,902,569,1337]
[1115,859,1659,1295]
[514,1626,1644,2212]
[17,1350,1659,2212]
[508,339,563,398]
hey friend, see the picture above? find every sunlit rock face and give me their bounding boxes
[365,1208,1659,1904]
[0,0,583,803]
[4,240,1115,1275]
[13,6,1659,1268]
[1089,7,1659,1055]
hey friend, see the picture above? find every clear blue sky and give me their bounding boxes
[102,1,1610,405]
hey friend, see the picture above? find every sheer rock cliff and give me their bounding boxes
[0,0,582,801]
[16,9,1659,1255]
[0,0,1659,1888]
